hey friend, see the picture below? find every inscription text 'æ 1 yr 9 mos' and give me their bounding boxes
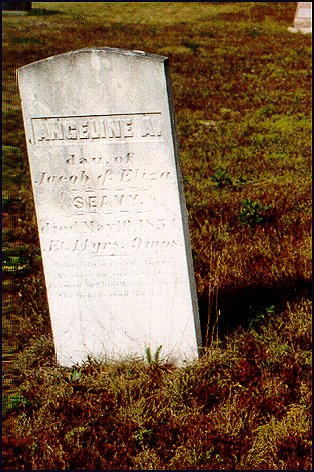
[18,48,202,367]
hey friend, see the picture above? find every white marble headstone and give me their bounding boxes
[288,2,312,34]
[18,48,202,367]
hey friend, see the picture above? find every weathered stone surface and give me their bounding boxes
[288,2,312,34]
[18,48,202,367]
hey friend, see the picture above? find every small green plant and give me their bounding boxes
[145,345,163,365]
[249,305,275,329]
[238,198,272,226]
[71,367,82,382]
[211,169,248,190]
[211,168,234,189]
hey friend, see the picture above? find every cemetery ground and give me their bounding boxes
[2,2,311,470]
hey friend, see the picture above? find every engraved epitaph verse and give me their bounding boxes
[18,49,201,366]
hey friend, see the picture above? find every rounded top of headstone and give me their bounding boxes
[18,47,168,72]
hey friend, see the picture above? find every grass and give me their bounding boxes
[4,300,312,470]
[2,2,312,470]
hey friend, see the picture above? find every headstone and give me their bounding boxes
[2,1,32,13]
[288,2,312,34]
[18,48,202,367]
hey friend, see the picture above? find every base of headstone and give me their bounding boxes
[288,26,312,34]
[288,2,312,34]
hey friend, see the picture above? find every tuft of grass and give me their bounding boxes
[145,345,163,366]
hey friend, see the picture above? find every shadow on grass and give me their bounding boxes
[199,276,312,344]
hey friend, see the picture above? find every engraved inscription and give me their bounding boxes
[18,48,201,367]
[42,237,183,255]
[34,133,183,252]
[32,113,163,144]
[35,168,173,188]
[59,187,158,216]
[48,260,183,299]
[39,217,177,235]
[33,138,181,252]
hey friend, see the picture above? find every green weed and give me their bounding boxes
[248,305,276,329]
[239,198,272,226]
[211,168,234,189]
[145,346,163,366]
